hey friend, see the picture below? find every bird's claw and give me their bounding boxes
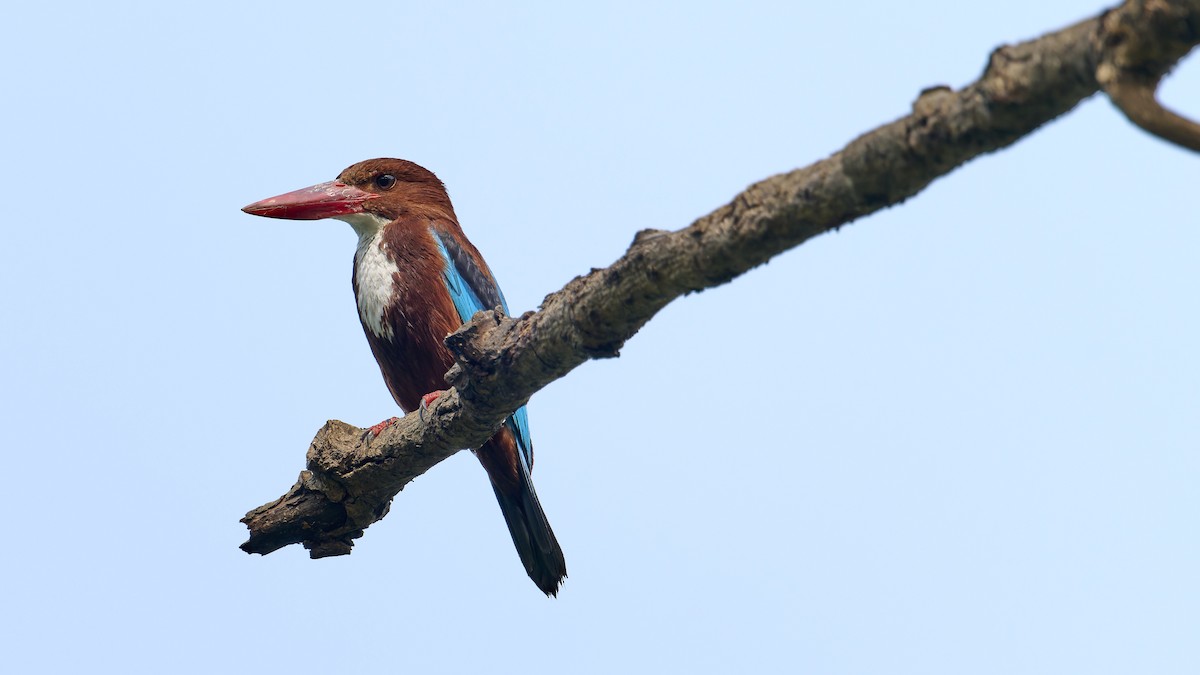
[362,416,400,442]
[418,390,446,422]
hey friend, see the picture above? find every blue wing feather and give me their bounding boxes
[431,228,533,469]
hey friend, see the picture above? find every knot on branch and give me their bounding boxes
[444,307,513,399]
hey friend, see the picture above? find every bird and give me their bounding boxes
[242,158,566,596]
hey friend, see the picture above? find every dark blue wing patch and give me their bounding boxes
[431,227,508,317]
[431,227,532,469]
[507,407,532,469]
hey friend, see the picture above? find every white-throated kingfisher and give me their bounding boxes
[242,158,566,596]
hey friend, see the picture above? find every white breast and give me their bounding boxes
[343,213,399,340]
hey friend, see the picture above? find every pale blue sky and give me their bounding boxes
[2,1,1197,673]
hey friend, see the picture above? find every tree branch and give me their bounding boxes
[1096,0,1200,151]
[241,0,1200,558]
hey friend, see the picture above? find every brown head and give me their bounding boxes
[241,158,456,230]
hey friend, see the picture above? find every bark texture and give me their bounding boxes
[242,0,1199,559]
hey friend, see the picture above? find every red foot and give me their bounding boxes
[363,416,400,441]
[419,390,447,421]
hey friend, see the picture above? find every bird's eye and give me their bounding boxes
[374,174,397,190]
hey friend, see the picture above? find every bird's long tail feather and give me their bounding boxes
[489,460,567,596]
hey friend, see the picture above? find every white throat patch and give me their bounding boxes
[338,212,398,340]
